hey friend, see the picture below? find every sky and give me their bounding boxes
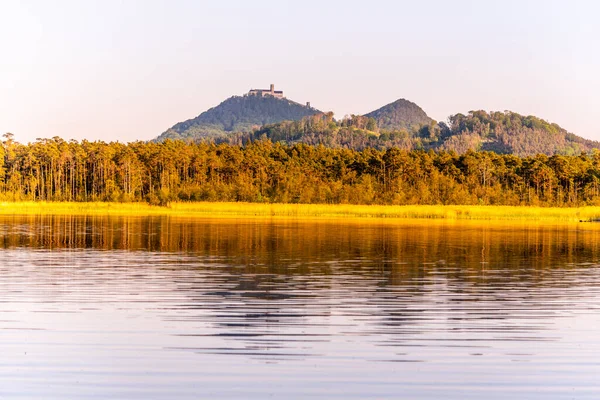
[1,0,599,143]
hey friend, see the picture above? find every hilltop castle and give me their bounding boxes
[248,84,284,99]
[247,84,311,108]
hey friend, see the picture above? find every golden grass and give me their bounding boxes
[1,201,600,222]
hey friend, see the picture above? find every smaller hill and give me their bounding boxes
[364,98,434,131]
[439,110,600,156]
[156,95,320,142]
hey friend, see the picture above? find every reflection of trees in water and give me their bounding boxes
[1,215,600,283]
[2,215,600,358]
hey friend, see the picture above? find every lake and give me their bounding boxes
[1,215,599,399]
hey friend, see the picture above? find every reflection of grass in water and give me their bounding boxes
[2,201,600,221]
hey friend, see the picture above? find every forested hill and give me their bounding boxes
[439,111,599,156]
[155,95,320,142]
[240,110,599,156]
[363,98,433,131]
[153,90,599,156]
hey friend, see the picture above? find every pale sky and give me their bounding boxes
[1,0,599,143]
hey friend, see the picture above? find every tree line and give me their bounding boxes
[2,133,600,206]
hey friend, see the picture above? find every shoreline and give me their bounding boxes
[1,201,600,222]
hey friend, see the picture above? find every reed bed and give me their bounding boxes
[1,201,600,222]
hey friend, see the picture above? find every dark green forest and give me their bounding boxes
[2,133,600,207]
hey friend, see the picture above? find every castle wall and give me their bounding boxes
[248,89,284,98]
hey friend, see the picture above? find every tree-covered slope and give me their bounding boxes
[156,95,320,141]
[439,111,600,156]
[234,110,599,156]
[363,98,433,131]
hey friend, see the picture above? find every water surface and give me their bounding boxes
[1,215,599,399]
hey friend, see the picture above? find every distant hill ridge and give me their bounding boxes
[156,85,319,142]
[153,85,600,156]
